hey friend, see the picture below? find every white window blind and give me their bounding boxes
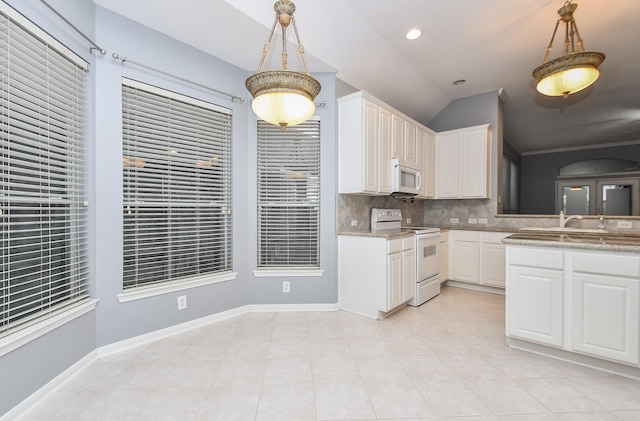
[0,4,89,338]
[257,119,320,268]
[122,79,233,290]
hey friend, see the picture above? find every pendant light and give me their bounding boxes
[245,0,321,131]
[532,1,605,98]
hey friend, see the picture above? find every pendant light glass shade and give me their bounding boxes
[533,52,604,97]
[245,0,321,131]
[532,1,605,98]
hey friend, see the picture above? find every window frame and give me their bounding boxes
[255,119,321,272]
[0,1,93,347]
[119,79,235,299]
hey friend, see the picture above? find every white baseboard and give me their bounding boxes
[2,350,98,421]
[444,280,505,295]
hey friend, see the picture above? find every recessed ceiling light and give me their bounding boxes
[452,79,466,86]
[406,28,422,40]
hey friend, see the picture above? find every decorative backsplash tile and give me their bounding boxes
[336,194,424,232]
[337,195,636,232]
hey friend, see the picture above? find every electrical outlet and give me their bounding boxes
[282,281,290,293]
[350,220,357,227]
[449,218,459,224]
[468,218,477,224]
[617,221,632,229]
[478,218,488,224]
[177,295,187,310]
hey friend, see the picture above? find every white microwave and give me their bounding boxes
[390,158,421,197]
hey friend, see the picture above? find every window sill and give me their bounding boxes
[118,271,238,303]
[0,299,98,358]
[253,269,324,277]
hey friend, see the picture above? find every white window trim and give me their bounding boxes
[253,269,324,277]
[117,272,238,303]
[0,300,98,358]
[121,78,233,291]
[0,2,88,70]
[256,119,322,268]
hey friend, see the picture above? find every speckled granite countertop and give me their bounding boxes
[503,232,640,253]
[435,226,515,233]
[337,230,414,239]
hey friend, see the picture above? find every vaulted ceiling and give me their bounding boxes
[94,0,640,154]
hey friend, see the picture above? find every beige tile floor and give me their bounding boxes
[18,286,640,420]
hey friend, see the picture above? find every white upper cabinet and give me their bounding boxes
[403,120,419,167]
[391,113,405,160]
[435,124,492,199]
[420,127,436,199]
[338,93,378,194]
[378,107,392,194]
[338,91,434,197]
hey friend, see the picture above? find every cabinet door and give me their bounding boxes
[404,120,418,167]
[362,99,379,192]
[391,114,405,159]
[439,235,448,284]
[460,127,490,198]
[378,107,392,194]
[435,132,460,198]
[572,273,640,365]
[423,130,436,198]
[507,266,564,347]
[483,242,506,287]
[451,240,479,283]
[402,249,416,302]
[387,252,403,311]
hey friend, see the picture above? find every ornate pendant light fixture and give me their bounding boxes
[532,1,605,98]
[245,0,321,131]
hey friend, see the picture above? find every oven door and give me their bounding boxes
[416,233,440,281]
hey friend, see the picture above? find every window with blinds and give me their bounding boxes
[257,120,320,268]
[0,4,89,338]
[122,79,233,290]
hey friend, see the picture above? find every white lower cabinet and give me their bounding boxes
[387,238,415,310]
[571,252,640,365]
[506,247,564,347]
[439,231,448,284]
[339,235,415,319]
[506,245,640,367]
[448,230,512,288]
[450,231,479,283]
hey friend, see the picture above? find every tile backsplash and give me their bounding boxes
[337,194,640,233]
[336,194,424,232]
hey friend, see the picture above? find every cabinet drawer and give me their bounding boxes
[451,230,480,241]
[402,236,414,251]
[509,247,563,269]
[387,238,402,254]
[573,252,640,278]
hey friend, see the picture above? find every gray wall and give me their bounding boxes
[1,1,338,416]
[425,90,501,217]
[521,144,640,214]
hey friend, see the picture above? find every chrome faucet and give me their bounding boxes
[559,211,582,228]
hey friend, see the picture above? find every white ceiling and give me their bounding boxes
[93,0,640,154]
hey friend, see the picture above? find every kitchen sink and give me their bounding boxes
[519,227,608,234]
